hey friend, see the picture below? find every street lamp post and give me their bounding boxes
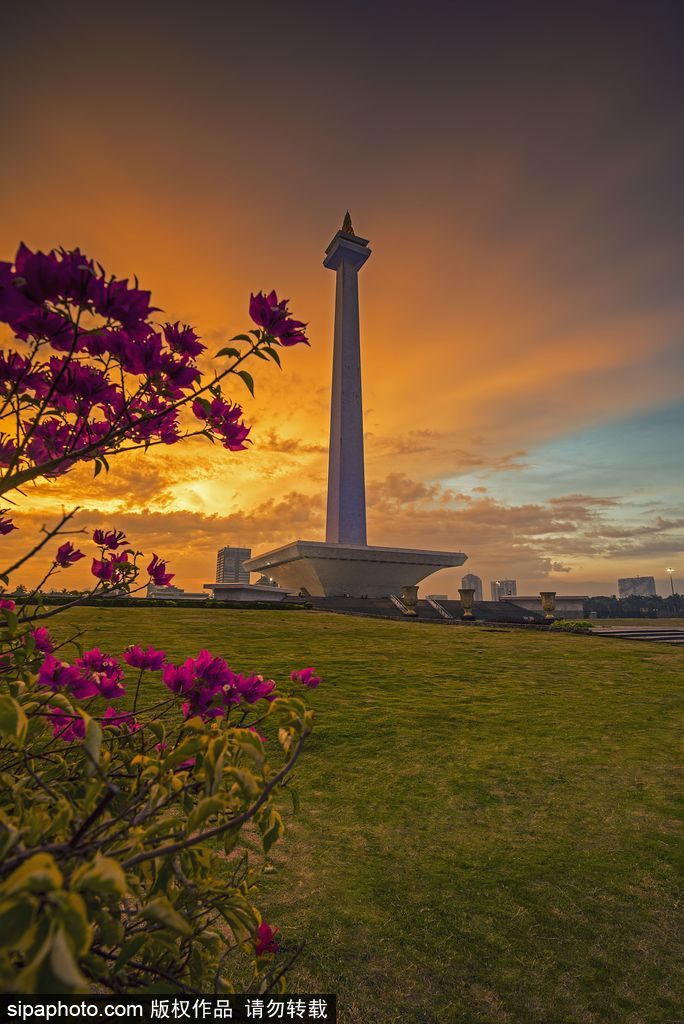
[666,568,675,596]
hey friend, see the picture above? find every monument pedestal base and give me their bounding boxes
[243,540,467,599]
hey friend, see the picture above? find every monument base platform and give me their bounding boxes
[203,583,292,603]
[243,540,467,599]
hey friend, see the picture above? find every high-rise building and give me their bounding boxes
[216,546,251,585]
[618,576,656,598]
[461,573,483,601]
[491,579,517,601]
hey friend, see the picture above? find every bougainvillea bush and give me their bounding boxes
[0,244,318,993]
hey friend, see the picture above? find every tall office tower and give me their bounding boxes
[461,573,483,601]
[490,579,517,601]
[216,546,252,585]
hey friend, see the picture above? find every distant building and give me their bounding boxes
[618,576,656,598]
[461,573,483,601]
[216,546,251,585]
[427,594,449,602]
[146,583,205,601]
[203,582,291,603]
[491,579,517,601]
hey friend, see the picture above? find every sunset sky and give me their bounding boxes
[1,0,682,597]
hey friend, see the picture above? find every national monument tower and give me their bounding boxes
[244,215,467,597]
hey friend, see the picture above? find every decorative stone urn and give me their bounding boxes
[540,591,557,621]
[458,588,476,620]
[401,585,419,609]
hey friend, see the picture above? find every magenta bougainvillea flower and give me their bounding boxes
[191,397,251,451]
[249,291,290,334]
[249,290,309,346]
[91,558,114,582]
[163,322,206,359]
[55,541,85,568]
[91,551,129,585]
[123,645,166,671]
[0,437,17,467]
[0,510,16,535]
[48,710,86,743]
[29,626,54,654]
[0,597,16,611]
[147,554,174,587]
[161,650,277,721]
[254,922,280,956]
[237,674,277,704]
[76,649,126,700]
[1,243,308,492]
[93,528,127,549]
[38,655,98,699]
[276,318,309,347]
[290,667,322,689]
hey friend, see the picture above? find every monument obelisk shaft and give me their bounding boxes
[324,213,371,546]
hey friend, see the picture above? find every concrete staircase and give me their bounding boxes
[593,627,684,645]
[308,597,545,624]
[389,593,416,616]
[425,596,453,619]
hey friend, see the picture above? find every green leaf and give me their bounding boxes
[72,854,127,898]
[0,695,28,746]
[0,897,37,951]
[113,933,147,973]
[147,720,165,745]
[264,346,282,368]
[162,736,202,770]
[17,927,89,993]
[236,370,255,397]
[192,395,212,415]
[84,715,102,776]
[4,853,64,896]
[44,692,76,714]
[225,767,260,801]
[1,609,19,637]
[93,460,102,478]
[259,810,285,854]
[139,897,192,936]
[186,795,225,834]
[49,892,92,958]
[287,785,301,815]
[215,346,242,359]
[229,334,253,344]
[95,915,124,948]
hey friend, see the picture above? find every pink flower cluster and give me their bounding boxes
[254,921,280,956]
[0,509,17,536]
[55,541,84,568]
[123,645,166,671]
[162,649,276,720]
[290,667,322,689]
[249,291,309,347]
[0,243,294,477]
[38,646,142,739]
[39,649,124,702]
[191,398,250,451]
[30,627,54,654]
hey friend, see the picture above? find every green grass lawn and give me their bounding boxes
[49,608,683,1024]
